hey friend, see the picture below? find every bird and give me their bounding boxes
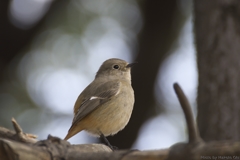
[64,58,135,150]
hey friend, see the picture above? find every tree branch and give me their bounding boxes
[0,83,240,159]
[173,83,202,143]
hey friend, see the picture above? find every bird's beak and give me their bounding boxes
[126,62,138,68]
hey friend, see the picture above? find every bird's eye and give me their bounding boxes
[113,65,120,69]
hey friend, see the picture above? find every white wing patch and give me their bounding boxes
[115,88,120,96]
[90,96,100,100]
[72,81,121,125]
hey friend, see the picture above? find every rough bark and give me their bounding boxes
[195,0,240,141]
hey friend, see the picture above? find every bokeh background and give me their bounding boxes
[0,0,196,149]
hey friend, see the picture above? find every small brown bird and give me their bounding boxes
[64,58,135,149]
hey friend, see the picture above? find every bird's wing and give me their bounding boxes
[72,81,121,126]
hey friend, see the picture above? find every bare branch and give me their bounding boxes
[173,83,202,143]
[0,118,37,144]
[0,85,240,159]
[11,118,23,134]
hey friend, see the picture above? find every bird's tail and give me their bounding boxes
[64,125,83,140]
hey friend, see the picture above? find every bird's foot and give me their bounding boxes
[100,133,118,151]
